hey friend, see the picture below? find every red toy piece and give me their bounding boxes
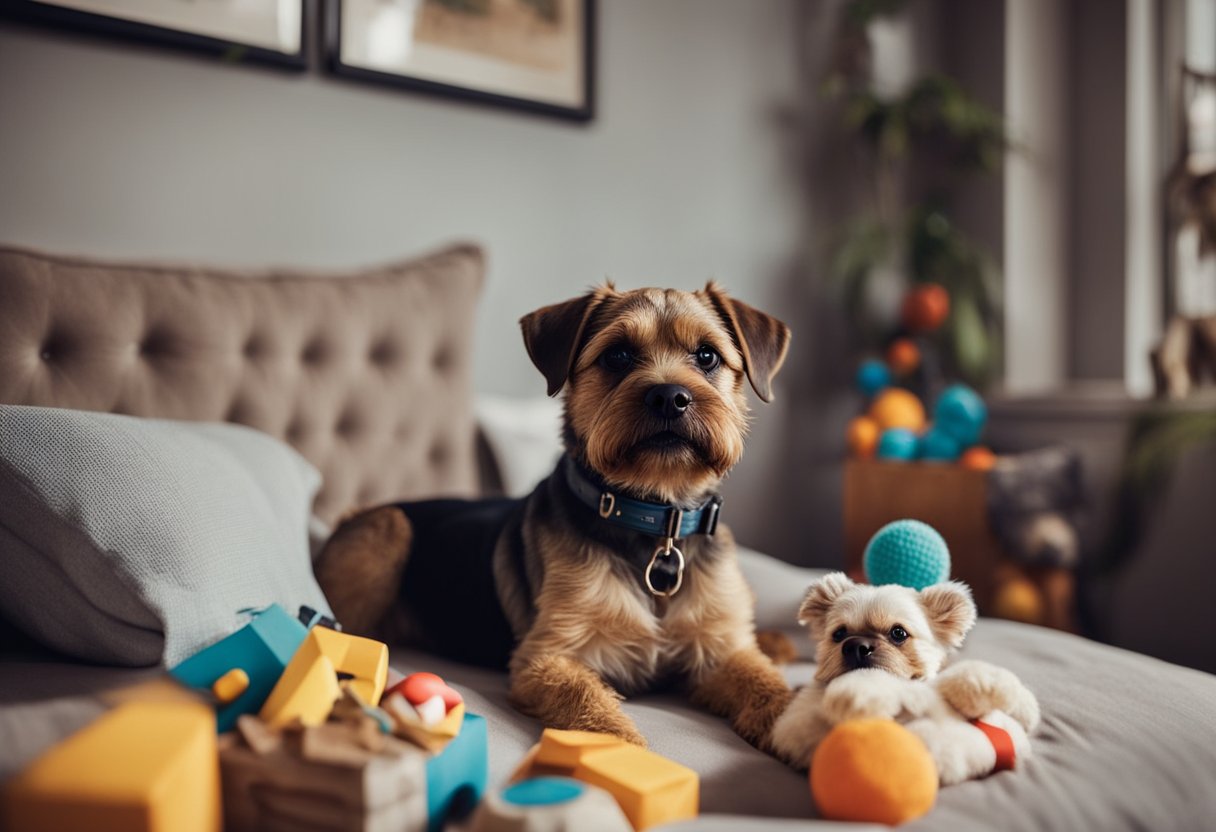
[385,672,464,712]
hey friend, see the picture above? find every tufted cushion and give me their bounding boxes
[0,244,484,524]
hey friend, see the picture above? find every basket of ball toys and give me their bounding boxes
[845,283,1082,631]
[2,604,701,832]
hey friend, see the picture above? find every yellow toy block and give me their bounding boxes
[519,729,699,831]
[536,729,624,769]
[259,627,388,728]
[1,700,219,832]
[573,745,698,831]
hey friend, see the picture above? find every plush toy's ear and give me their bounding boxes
[919,581,977,649]
[797,572,855,632]
[702,281,791,402]
[519,286,613,396]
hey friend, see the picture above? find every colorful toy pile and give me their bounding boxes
[847,284,995,469]
[2,605,488,832]
[3,604,702,832]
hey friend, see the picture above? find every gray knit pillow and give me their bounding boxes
[0,405,332,666]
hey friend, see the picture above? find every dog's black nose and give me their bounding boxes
[645,384,693,420]
[842,636,877,669]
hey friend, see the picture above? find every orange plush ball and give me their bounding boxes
[869,389,926,433]
[885,338,922,376]
[960,446,997,471]
[811,719,938,825]
[993,576,1045,624]
[847,416,881,459]
[901,283,951,333]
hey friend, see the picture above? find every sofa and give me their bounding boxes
[2,243,1216,831]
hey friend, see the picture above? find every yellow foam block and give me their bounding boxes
[523,730,698,831]
[259,627,388,728]
[312,626,388,706]
[2,700,219,832]
[536,729,624,769]
[573,745,698,831]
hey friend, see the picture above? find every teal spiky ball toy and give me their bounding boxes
[863,520,951,590]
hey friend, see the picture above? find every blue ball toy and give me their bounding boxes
[876,428,919,460]
[864,519,951,590]
[856,359,892,397]
[934,384,987,446]
[919,428,962,462]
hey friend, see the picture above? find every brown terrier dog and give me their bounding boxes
[314,282,792,751]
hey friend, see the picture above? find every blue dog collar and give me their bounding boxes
[562,455,722,540]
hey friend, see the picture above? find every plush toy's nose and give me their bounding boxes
[842,636,877,669]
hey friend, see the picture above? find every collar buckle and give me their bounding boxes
[598,492,616,519]
[664,508,684,540]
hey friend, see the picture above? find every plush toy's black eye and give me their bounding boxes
[600,346,634,373]
[889,625,909,644]
[832,626,848,643]
[694,345,721,372]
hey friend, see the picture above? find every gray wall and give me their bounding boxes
[0,1,816,559]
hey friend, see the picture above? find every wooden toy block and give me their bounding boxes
[517,729,699,831]
[2,700,219,832]
[260,626,388,728]
[471,776,632,832]
[170,603,306,732]
[385,695,466,753]
[425,712,488,832]
[219,714,429,832]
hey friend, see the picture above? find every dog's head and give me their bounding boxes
[797,572,977,685]
[520,283,789,505]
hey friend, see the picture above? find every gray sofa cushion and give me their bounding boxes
[0,405,331,667]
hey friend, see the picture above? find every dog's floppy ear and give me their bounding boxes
[797,572,854,632]
[703,281,791,402]
[519,287,612,396]
[919,581,977,649]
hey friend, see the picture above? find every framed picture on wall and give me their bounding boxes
[327,0,594,121]
[0,0,308,69]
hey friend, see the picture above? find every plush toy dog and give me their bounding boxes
[770,573,1040,785]
[315,283,793,753]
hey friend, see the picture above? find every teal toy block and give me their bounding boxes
[426,712,488,832]
[169,604,306,733]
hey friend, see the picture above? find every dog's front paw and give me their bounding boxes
[613,724,648,748]
[936,661,1040,732]
[822,669,911,723]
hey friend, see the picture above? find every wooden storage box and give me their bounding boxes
[843,459,1003,611]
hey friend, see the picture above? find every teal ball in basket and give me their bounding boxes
[864,520,951,590]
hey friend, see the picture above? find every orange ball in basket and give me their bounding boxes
[960,446,997,471]
[811,718,938,825]
[847,416,881,459]
[901,283,951,333]
[886,338,922,376]
[869,389,926,433]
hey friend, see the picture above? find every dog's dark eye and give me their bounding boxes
[889,625,909,644]
[832,626,847,643]
[694,345,721,372]
[600,346,634,373]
